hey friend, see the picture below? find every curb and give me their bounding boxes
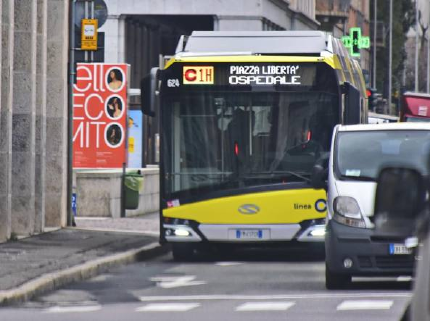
[0,242,169,306]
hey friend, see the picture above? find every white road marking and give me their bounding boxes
[43,305,102,313]
[74,217,109,220]
[215,262,243,266]
[136,303,200,312]
[397,276,413,282]
[150,276,206,288]
[139,292,411,302]
[236,302,295,311]
[337,300,393,311]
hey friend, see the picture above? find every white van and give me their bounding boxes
[316,122,430,289]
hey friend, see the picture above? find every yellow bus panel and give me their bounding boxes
[164,188,326,225]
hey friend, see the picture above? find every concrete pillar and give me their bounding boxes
[44,0,68,228]
[135,24,143,87]
[101,15,126,63]
[0,0,10,242]
[11,0,37,236]
[35,0,48,233]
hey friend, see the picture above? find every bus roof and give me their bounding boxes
[177,31,332,56]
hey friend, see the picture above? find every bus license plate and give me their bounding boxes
[236,230,263,240]
[389,244,412,255]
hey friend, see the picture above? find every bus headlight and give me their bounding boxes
[333,196,366,228]
[174,229,191,237]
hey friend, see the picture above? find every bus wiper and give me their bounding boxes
[282,171,311,183]
[248,171,311,183]
[341,175,375,182]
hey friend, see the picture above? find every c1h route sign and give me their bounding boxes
[341,27,370,57]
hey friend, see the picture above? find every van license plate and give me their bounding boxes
[389,244,412,255]
[236,230,262,239]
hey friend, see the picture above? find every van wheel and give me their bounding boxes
[172,243,196,261]
[325,264,351,290]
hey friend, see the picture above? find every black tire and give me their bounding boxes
[172,243,196,261]
[325,264,351,290]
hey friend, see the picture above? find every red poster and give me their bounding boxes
[73,63,128,168]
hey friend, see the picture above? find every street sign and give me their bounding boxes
[74,0,108,29]
[341,27,370,57]
[72,193,77,216]
[81,19,98,50]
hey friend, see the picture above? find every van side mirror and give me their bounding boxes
[374,167,426,235]
[342,81,361,125]
[140,67,160,117]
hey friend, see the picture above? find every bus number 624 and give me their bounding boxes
[167,79,180,87]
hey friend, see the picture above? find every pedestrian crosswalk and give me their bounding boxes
[43,299,399,314]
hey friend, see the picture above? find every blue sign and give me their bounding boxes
[72,193,77,217]
[128,110,143,168]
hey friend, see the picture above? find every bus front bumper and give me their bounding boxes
[163,222,326,243]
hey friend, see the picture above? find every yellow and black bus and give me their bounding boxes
[142,31,368,260]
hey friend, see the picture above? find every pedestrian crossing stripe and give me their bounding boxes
[337,300,393,311]
[236,302,295,311]
[136,303,200,312]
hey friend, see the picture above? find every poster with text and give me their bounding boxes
[127,110,143,168]
[73,63,129,168]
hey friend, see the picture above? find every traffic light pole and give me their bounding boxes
[388,0,392,114]
[373,0,377,89]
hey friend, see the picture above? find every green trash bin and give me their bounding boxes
[124,171,144,210]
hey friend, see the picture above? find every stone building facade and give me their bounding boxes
[0,0,69,242]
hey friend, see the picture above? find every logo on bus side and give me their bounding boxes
[238,204,260,215]
[315,199,327,213]
[183,66,214,85]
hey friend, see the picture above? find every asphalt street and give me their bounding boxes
[0,246,412,321]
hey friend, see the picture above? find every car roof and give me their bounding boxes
[338,122,430,132]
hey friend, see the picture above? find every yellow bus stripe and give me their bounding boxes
[164,55,338,69]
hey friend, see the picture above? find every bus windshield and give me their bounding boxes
[163,90,339,200]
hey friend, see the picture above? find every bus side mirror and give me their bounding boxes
[374,167,426,236]
[311,154,329,190]
[311,165,327,189]
[342,82,361,125]
[140,67,159,117]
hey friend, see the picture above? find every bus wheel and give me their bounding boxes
[172,243,196,261]
[325,264,351,290]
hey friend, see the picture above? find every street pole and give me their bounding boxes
[428,27,430,93]
[67,0,76,226]
[416,0,420,92]
[388,0,393,113]
[373,0,377,89]
[428,1,430,93]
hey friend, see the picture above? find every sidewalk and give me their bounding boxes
[0,213,166,305]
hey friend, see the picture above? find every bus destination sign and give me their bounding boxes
[228,65,301,86]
